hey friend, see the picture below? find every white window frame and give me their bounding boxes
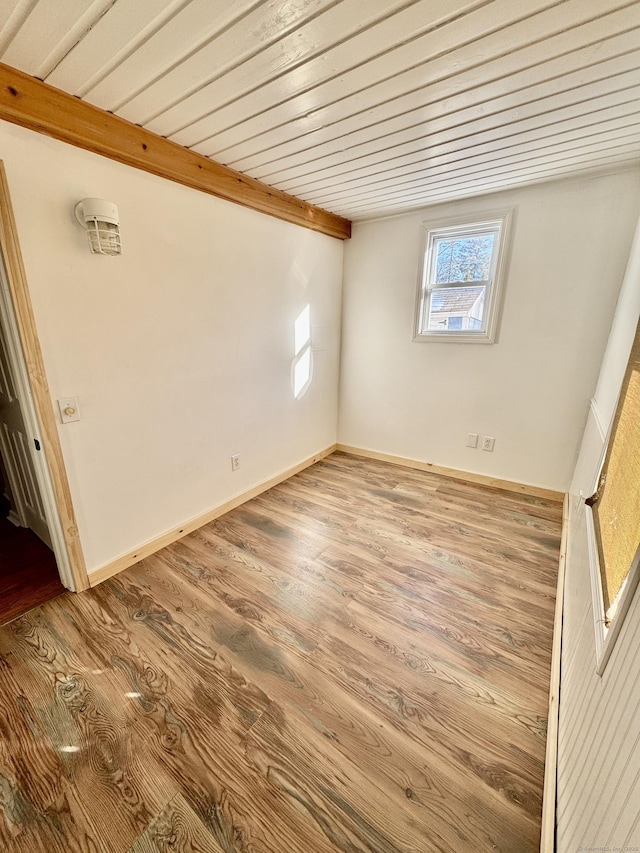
[585,402,640,676]
[414,209,514,344]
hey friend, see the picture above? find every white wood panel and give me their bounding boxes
[292,113,640,202]
[558,490,640,852]
[264,19,640,186]
[123,0,415,128]
[0,0,35,55]
[303,80,638,211]
[1,0,112,79]
[338,155,640,218]
[217,18,640,173]
[0,0,638,219]
[45,0,184,96]
[82,0,259,111]
[335,147,640,216]
[305,123,640,206]
[555,235,640,853]
[254,79,640,190]
[0,393,50,543]
[282,98,640,195]
[559,609,637,819]
[277,88,640,194]
[145,0,482,138]
[0,332,16,400]
[192,0,630,162]
[10,427,45,518]
[338,152,640,216]
[622,807,640,849]
[240,61,640,210]
[282,104,640,196]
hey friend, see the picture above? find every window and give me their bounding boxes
[586,318,640,675]
[414,210,513,343]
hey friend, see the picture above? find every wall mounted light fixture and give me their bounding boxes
[74,198,121,255]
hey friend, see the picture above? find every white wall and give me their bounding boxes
[0,120,343,574]
[556,214,640,851]
[338,171,640,491]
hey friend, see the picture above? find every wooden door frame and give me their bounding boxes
[0,161,88,591]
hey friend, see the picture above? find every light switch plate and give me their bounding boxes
[58,397,81,423]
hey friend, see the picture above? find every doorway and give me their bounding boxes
[0,162,89,620]
[0,239,65,624]
[0,496,64,625]
[0,313,64,624]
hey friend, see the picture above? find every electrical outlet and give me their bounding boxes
[231,454,240,471]
[466,432,478,448]
[482,436,495,452]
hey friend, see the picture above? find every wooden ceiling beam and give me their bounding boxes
[0,63,351,240]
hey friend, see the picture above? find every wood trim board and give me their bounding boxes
[335,444,565,503]
[89,444,337,587]
[0,63,351,241]
[0,162,89,591]
[539,492,569,853]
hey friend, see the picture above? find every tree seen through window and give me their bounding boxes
[435,234,495,283]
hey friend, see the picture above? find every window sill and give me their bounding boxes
[413,331,495,344]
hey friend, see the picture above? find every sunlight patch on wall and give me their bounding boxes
[293,304,313,398]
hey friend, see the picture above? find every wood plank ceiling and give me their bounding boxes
[0,0,639,221]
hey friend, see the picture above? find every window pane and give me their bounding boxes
[592,320,640,614]
[428,285,485,331]
[434,233,495,284]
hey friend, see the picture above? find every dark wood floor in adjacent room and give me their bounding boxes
[0,516,64,626]
[0,452,562,853]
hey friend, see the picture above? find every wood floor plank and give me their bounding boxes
[0,610,178,853]
[0,518,64,627]
[130,562,508,849]
[128,550,543,849]
[0,452,561,852]
[156,526,549,758]
[244,700,529,853]
[128,793,226,853]
[68,577,352,853]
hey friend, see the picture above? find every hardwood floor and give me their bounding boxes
[0,516,64,626]
[0,451,562,852]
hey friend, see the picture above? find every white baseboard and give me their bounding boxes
[335,444,564,503]
[89,444,336,587]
